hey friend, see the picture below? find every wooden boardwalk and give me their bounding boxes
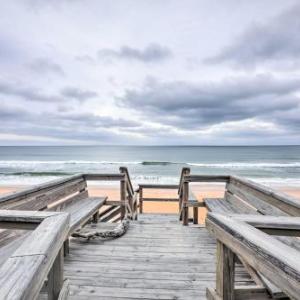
[64,213,256,299]
[64,214,216,299]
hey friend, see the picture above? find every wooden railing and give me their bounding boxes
[178,171,229,225]
[0,210,69,300]
[120,167,137,220]
[178,168,191,225]
[138,184,179,214]
[229,175,300,216]
[83,167,137,222]
[206,213,300,300]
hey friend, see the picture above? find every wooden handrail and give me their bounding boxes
[0,174,84,204]
[206,213,300,300]
[0,210,69,299]
[184,175,230,182]
[119,167,134,197]
[139,184,179,189]
[230,175,300,216]
[178,167,190,195]
[83,173,125,181]
[138,183,180,214]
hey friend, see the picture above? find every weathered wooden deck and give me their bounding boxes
[2,169,299,299]
[64,213,215,299]
[64,213,255,300]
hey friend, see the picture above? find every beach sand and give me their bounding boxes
[0,184,299,224]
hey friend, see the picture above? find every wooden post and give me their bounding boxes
[128,189,133,220]
[92,210,99,223]
[193,207,198,224]
[139,187,143,214]
[179,189,183,220]
[63,239,69,257]
[120,178,126,219]
[216,241,235,300]
[182,179,189,226]
[48,247,64,300]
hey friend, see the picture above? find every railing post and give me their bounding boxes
[193,207,198,224]
[48,247,64,300]
[182,179,189,225]
[139,187,143,214]
[128,188,133,219]
[182,169,190,226]
[120,172,126,220]
[216,241,235,300]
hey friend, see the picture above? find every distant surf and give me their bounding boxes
[0,145,299,187]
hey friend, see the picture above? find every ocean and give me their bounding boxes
[0,145,299,187]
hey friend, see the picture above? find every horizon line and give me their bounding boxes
[0,144,299,147]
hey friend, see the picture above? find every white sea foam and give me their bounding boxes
[1,160,300,168]
[187,162,300,168]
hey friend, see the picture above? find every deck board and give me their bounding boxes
[64,214,255,299]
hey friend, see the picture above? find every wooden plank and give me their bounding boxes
[83,173,124,181]
[226,182,287,216]
[120,176,126,219]
[230,176,300,216]
[12,213,69,257]
[68,197,106,233]
[206,213,300,300]
[230,214,300,236]
[138,184,179,189]
[205,198,237,214]
[0,175,83,205]
[0,233,29,266]
[48,190,89,212]
[216,241,235,300]
[139,187,143,214]
[0,212,69,300]
[186,201,205,207]
[48,248,64,300]
[120,167,134,196]
[65,213,221,300]
[178,167,190,195]
[141,198,179,202]
[100,206,121,223]
[182,179,189,226]
[185,175,229,183]
[0,178,87,211]
[58,279,70,300]
[225,192,259,215]
[99,205,117,218]
[105,200,122,206]
[237,256,287,299]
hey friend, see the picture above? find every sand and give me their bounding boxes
[0,183,299,224]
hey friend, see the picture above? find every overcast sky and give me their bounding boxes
[1,0,300,145]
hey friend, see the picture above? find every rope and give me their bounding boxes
[72,218,130,240]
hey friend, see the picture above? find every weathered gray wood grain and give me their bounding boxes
[206,213,300,299]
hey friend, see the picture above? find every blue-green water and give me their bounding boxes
[0,146,299,186]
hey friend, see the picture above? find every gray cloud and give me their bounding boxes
[119,75,300,130]
[60,87,98,101]
[0,81,98,103]
[0,107,142,143]
[98,43,172,63]
[0,81,62,102]
[205,4,300,67]
[28,58,64,76]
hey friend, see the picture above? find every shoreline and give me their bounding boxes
[1,183,299,224]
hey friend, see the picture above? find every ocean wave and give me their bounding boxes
[0,171,73,176]
[0,160,142,166]
[0,160,300,169]
[0,173,299,188]
[187,162,300,168]
[141,161,174,166]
